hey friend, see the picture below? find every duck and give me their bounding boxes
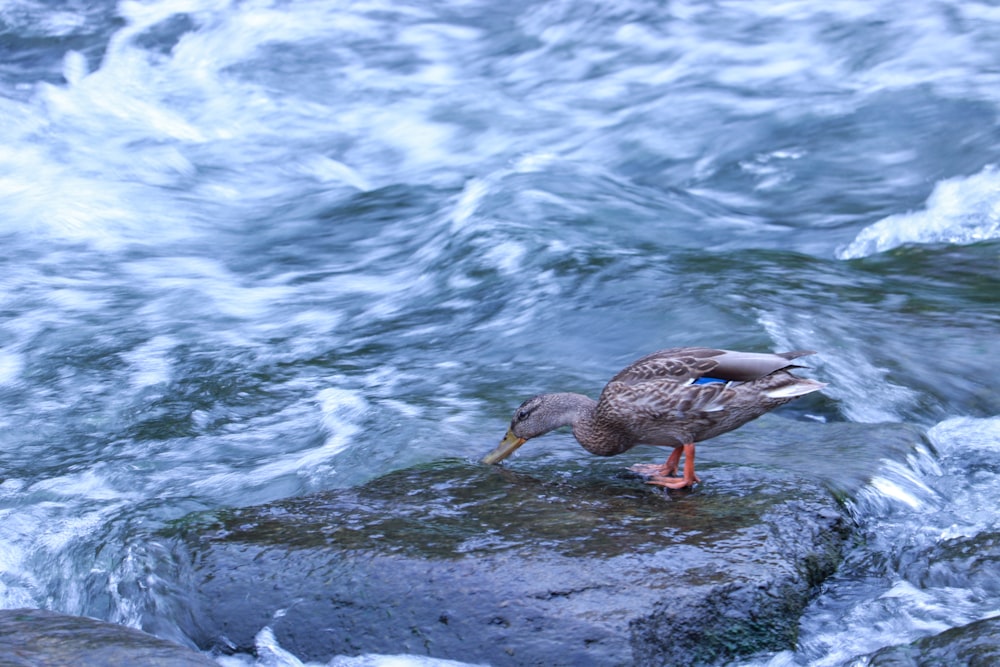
[482,347,826,488]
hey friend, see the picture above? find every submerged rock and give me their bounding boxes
[898,530,1000,596]
[867,616,1000,666]
[0,608,217,667]
[167,454,850,666]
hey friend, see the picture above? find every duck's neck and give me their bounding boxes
[539,392,608,454]
[541,392,597,425]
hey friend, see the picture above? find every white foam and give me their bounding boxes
[838,166,1000,259]
[329,655,488,667]
[126,256,297,322]
[482,240,527,275]
[62,50,88,85]
[252,626,306,667]
[450,178,490,229]
[865,459,939,512]
[179,388,368,501]
[121,335,178,388]
[796,416,1000,665]
[315,387,369,456]
[0,494,129,612]
[0,349,24,385]
[927,415,1000,454]
[212,626,489,667]
[296,156,371,191]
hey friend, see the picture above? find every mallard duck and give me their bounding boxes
[482,347,825,488]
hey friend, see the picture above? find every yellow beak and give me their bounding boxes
[481,429,527,465]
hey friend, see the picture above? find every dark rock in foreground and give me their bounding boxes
[0,608,216,667]
[166,456,850,666]
[867,616,1000,666]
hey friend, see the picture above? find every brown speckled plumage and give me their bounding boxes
[482,347,826,488]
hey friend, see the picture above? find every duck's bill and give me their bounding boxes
[481,429,526,465]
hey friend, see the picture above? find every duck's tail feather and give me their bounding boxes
[764,377,827,399]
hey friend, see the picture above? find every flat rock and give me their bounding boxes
[0,608,216,667]
[165,455,850,666]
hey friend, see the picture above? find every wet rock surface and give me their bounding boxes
[0,608,216,667]
[867,616,1000,666]
[898,531,1000,596]
[166,454,851,666]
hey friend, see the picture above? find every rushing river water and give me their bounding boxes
[2,1,999,665]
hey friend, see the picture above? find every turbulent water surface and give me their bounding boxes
[1,1,999,665]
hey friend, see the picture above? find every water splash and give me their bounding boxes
[838,166,1000,259]
[212,625,487,667]
[848,444,941,516]
[758,416,1000,666]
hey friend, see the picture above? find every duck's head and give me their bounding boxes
[481,394,571,465]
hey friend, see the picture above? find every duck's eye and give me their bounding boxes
[517,409,529,421]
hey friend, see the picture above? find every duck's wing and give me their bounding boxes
[600,378,731,418]
[596,378,734,445]
[608,347,721,385]
[609,347,815,385]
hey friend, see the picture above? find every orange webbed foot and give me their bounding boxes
[635,443,699,489]
[629,462,677,477]
[644,472,701,489]
[629,445,682,478]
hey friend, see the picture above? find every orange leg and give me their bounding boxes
[663,446,682,476]
[629,445,682,477]
[645,443,700,489]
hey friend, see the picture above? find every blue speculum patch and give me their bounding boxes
[692,377,726,384]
